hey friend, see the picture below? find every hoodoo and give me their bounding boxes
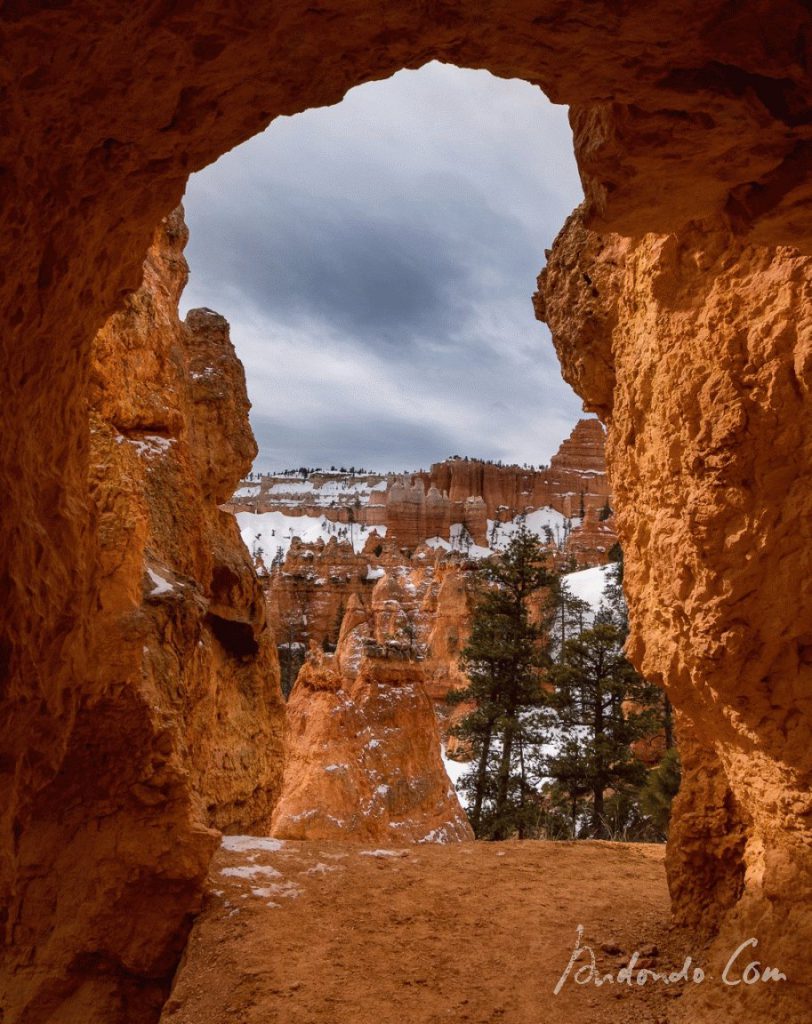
[1,4,810,1023]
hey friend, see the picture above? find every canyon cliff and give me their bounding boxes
[231,417,613,552]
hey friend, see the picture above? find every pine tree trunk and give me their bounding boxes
[517,734,526,840]
[663,694,674,750]
[592,663,605,838]
[592,784,606,838]
[493,717,516,839]
[471,718,494,836]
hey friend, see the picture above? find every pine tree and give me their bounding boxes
[548,577,590,662]
[604,548,675,751]
[449,527,554,839]
[546,610,659,838]
[638,747,682,837]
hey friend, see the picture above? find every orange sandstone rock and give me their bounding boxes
[2,209,286,1022]
[271,571,473,844]
[537,207,812,1023]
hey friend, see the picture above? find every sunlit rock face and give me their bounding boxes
[537,208,812,1022]
[1,3,812,1022]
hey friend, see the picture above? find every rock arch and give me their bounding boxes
[1,3,810,1021]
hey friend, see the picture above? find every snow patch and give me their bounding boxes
[220,864,282,880]
[562,563,614,615]
[306,862,339,876]
[441,746,472,788]
[146,568,174,596]
[236,509,386,561]
[220,835,285,853]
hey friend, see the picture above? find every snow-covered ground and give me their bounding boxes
[234,484,261,499]
[441,746,471,789]
[561,563,614,616]
[237,503,577,566]
[488,507,570,551]
[425,507,576,561]
[236,509,386,562]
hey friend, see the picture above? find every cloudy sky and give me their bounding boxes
[180,62,585,474]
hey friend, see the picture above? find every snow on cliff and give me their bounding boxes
[236,510,386,561]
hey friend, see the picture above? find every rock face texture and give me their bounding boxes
[564,507,617,563]
[267,536,370,650]
[2,5,812,1024]
[0,209,286,1022]
[536,208,812,1021]
[271,571,473,844]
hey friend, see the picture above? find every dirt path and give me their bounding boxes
[162,838,683,1024]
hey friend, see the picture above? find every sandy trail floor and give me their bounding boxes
[162,838,685,1024]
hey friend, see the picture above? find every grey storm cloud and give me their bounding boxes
[250,411,464,473]
[180,61,585,472]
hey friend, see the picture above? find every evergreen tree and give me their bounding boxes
[448,527,554,839]
[546,611,659,838]
[638,747,682,837]
[603,548,675,751]
[603,553,628,633]
[548,577,590,662]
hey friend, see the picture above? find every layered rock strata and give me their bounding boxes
[232,418,612,537]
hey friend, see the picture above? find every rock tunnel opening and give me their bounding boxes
[176,62,643,850]
[2,7,811,1023]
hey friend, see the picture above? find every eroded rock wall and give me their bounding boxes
[0,210,286,1022]
[536,208,812,1020]
[418,421,611,521]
